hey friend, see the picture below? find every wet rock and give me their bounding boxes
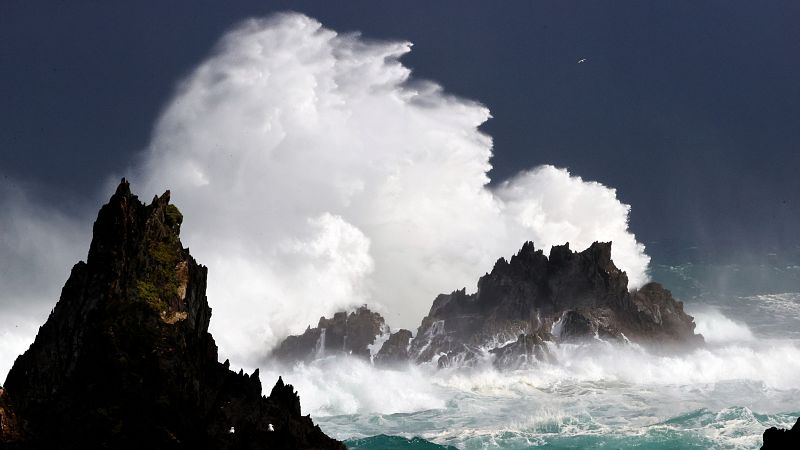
[623,282,703,348]
[555,308,623,343]
[409,241,703,367]
[1,179,343,449]
[557,310,596,341]
[271,327,324,364]
[489,331,556,369]
[272,306,387,363]
[374,329,413,367]
[436,348,482,369]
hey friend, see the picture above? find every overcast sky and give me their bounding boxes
[3,1,799,259]
[0,1,800,262]
[2,0,800,382]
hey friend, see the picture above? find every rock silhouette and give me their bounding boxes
[761,417,800,449]
[272,306,388,363]
[275,241,703,369]
[1,180,343,449]
[409,241,703,367]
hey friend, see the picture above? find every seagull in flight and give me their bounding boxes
[577,58,587,64]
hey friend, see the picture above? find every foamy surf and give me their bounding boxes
[258,300,800,449]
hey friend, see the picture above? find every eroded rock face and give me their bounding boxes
[1,180,343,450]
[488,331,556,369]
[272,306,388,363]
[374,329,413,367]
[409,241,703,366]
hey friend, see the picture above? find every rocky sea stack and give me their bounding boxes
[272,306,389,363]
[276,241,703,369]
[0,180,343,449]
[409,241,703,367]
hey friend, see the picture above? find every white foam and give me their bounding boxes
[263,319,800,420]
[262,357,446,416]
[746,292,800,318]
[259,309,800,448]
[693,309,755,343]
[130,12,651,369]
[367,323,390,361]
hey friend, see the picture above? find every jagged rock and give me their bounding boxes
[269,377,301,417]
[271,327,324,364]
[555,308,622,342]
[1,180,343,450]
[374,329,413,367]
[622,282,702,343]
[489,331,556,369]
[409,241,703,367]
[762,417,800,449]
[272,306,387,363]
[556,310,596,341]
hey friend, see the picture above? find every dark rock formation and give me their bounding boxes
[762,417,800,449]
[1,180,343,450]
[374,329,413,367]
[272,306,388,363]
[488,330,556,369]
[0,387,24,443]
[557,310,596,342]
[409,241,703,367]
[555,308,623,343]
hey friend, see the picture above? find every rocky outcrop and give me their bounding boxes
[269,242,702,370]
[1,180,343,450]
[272,306,388,363]
[374,329,413,367]
[488,330,556,369]
[762,417,800,449]
[409,241,703,367]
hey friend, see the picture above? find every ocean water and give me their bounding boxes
[261,263,800,449]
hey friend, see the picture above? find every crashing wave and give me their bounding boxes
[271,241,703,370]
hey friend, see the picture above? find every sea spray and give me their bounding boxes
[133,12,653,370]
[261,307,800,448]
[692,310,755,343]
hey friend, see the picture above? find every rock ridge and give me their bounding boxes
[408,241,703,367]
[274,241,703,369]
[271,305,390,363]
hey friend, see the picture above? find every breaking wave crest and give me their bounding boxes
[257,309,800,448]
[343,407,800,449]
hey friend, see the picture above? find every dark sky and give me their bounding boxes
[2,1,799,261]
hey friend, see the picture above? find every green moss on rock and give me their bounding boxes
[164,204,183,227]
[136,281,168,312]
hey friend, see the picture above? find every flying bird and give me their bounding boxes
[578,58,587,64]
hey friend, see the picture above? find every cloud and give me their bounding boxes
[0,178,91,380]
[132,13,651,368]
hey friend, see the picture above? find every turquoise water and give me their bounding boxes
[346,435,458,449]
[261,263,800,449]
[341,408,800,449]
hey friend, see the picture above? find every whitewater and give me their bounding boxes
[259,287,800,449]
[2,12,794,449]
